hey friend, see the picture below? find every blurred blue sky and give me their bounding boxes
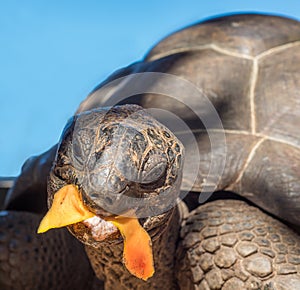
[1,0,300,176]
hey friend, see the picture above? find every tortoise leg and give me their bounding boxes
[0,210,102,290]
[176,200,300,290]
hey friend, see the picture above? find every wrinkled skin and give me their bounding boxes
[1,13,300,290]
[47,105,185,289]
[49,105,183,222]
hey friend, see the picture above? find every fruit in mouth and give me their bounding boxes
[37,184,155,281]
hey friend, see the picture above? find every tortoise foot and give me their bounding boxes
[177,200,300,290]
[0,210,99,290]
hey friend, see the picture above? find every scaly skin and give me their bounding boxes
[0,211,101,290]
[1,200,300,289]
[176,200,300,290]
[85,205,183,290]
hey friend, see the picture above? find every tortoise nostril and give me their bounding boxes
[90,193,99,199]
[105,196,114,205]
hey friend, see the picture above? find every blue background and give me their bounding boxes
[1,0,300,176]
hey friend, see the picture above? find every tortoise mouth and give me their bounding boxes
[82,215,119,242]
[40,180,173,246]
[67,205,173,247]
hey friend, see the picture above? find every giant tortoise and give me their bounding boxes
[1,13,300,290]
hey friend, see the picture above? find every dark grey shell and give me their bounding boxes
[77,14,300,226]
[5,14,300,226]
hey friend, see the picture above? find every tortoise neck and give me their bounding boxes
[85,206,182,290]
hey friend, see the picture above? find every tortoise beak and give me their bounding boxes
[37,184,95,233]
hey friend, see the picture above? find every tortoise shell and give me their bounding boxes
[76,14,300,226]
[5,13,300,226]
[3,13,300,290]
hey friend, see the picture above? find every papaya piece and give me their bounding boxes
[37,184,155,280]
[37,184,95,233]
[106,215,155,281]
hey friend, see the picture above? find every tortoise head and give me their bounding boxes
[38,105,184,278]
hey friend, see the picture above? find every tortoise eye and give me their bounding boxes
[140,154,167,184]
